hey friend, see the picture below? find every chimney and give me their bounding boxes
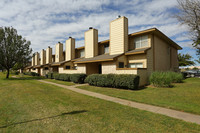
[40,49,46,65]
[46,46,52,64]
[31,54,35,66]
[65,37,75,61]
[55,42,63,62]
[85,27,98,58]
[34,52,40,65]
[110,16,128,55]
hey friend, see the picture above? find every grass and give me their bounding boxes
[78,78,200,115]
[0,73,200,132]
[43,79,75,86]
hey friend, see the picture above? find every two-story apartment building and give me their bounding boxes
[26,16,182,86]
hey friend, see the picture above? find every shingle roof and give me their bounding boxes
[25,66,32,69]
[75,28,182,50]
[74,54,122,64]
[125,47,151,55]
[34,65,42,68]
[51,60,70,66]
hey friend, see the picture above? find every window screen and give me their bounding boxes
[134,35,148,49]
[119,62,124,68]
[80,50,85,57]
[104,44,109,54]
[65,66,71,69]
[128,63,143,68]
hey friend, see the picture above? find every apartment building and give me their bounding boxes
[25,16,182,86]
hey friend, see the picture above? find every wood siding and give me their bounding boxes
[85,29,98,58]
[66,38,75,61]
[110,16,128,55]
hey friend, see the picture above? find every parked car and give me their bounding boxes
[182,70,200,77]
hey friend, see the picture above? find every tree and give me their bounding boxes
[192,67,199,70]
[175,0,200,60]
[195,49,200,64]
[0,27,32,78]
[178,53,195,66]
[0,64,3,71]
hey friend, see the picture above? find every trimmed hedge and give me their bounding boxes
[150,71,183,87]
[70,74,87,84]
[24,72,40,76]
[85,74,140,90]
[46,72,87,84]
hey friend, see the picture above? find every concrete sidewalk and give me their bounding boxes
[39,80,200,125]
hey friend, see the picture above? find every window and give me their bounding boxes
[128,63,143,68]
[80,50,85,57]
[65,66,71,69]
[44,67,48,70]
[134,35,148,49]
[119,62,124,68]
[104,44,109,54]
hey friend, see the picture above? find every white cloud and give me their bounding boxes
[0,0,196,60]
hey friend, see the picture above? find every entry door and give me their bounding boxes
[98,64,102,74]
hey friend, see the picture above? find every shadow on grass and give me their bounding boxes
[0,110,87,128]
[4,76,45,80]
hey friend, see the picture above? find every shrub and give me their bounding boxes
[170,72,183,83]
[46,72,53,79]
[46,73,87,84]
[181,72,187,79]
[114,74,140,89]
[70,74,87,84]
[85,74,140,90]
[10,70,20,75]
[53,73,59,80]
[23,72,40,76]
[63,74,71,81]
[58,74,65,81]
[150,71,183,87]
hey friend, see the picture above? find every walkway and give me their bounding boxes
[39,80,200,125]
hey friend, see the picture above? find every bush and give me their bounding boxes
[181,72,187,79]
[58,74,65,81]
[85,74,140,90]
[46,73,87,84]
[24,72,40,76]
[70,74,87,84]
[47,72,53,79]
[10,70,20,75]
[63,74,71,81]
[170,72,183,83]
[150,71,183,87]
[53,73,59,80]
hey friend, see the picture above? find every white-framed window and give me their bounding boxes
[104,44,109,54]
[80,50,85,57]
[134,35,148,49]
[128,63,143,68]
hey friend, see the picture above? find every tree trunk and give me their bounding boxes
[6,69,9,78]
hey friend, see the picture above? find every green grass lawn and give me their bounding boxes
[0,73,200,132]
[78,78,200,115]
[43,79,75,86]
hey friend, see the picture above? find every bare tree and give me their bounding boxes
[175,0,200,62]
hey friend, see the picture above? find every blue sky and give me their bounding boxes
[0,0,198,65]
